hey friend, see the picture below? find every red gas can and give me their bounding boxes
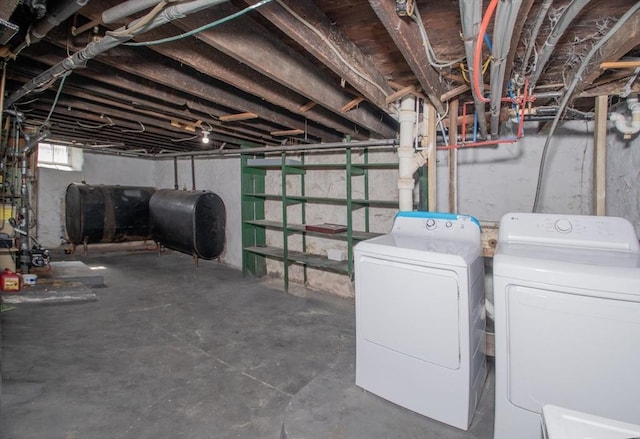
[1,268,21,293]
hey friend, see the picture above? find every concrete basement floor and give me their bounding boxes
[1,247,494,438]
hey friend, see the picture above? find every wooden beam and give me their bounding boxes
[569,9,640,99]
[175,3,397,138]
[219,112,259,122]
[369,0,446,114]
[593,96,607,216]
[239,0,393,110]
[441,84,470,103]
[601,60,640,69]
[270,129,305,136]
[386,85,417,105]
[299,101,317,113]
[342,97,365,113]
[72,2,362,141]
[448,99,459,213]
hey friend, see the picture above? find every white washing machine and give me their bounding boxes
[542,405,640,439]
[493,212,640,439]
[354,211,487,430]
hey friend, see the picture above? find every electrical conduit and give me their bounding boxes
[489,0,522,137]
[460,0,489,139]
[528,0,593,90]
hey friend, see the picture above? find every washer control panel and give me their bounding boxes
[391,212,481,241]
[499,212,640,252]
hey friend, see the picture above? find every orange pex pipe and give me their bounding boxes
[473,0,499,104]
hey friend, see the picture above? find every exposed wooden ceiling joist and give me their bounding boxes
[368,0,446,114]
[240,0,394,110]
[173,3,397,138]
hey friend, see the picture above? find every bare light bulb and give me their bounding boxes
[201,131,210,144]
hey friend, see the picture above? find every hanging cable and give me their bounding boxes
[519,0,553,79]
[42,73,69,130]
[532,1,640,212]
[124,0,273,46]
[274,0,389,98]
[412,3,466,69]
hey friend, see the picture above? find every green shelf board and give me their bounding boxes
[244,246,350,274]
[243,193,397,208]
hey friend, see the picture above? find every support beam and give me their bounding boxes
[239,0,393,110]
[368,0,446,114]
[448,99,459,213]
[593,95,607,216]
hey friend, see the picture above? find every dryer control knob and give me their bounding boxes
[554,219,573,233]
[425,219,437,230]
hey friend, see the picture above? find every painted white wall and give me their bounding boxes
[607,130,640,236]
[436,120,595,221]
[153,156,242,269]
[36,120,640,297]
[37,151,155,248]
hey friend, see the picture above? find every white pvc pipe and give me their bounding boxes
[398,96,416,211]
[611,97,640,139]
[397,96,429,211]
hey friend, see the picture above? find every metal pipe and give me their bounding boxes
[173,157,179,189]
[191,155,196,190]
[151,139,398,159]
[13,0,89,56]
[5,0,230,108]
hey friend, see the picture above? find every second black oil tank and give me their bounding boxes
[149,189,226,260]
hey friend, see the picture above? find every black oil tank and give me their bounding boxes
[149,189,226,260]
[65,183,155,244]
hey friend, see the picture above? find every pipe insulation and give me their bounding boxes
[13,0,89,56]
[610,97,640,139]
[459,0,488,139]
[528,0,593,90]
[102,0,166,24]
[4,0,229,108]
[397,96,427,211]
[490,0,522,137]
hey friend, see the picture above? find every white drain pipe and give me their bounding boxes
[610,96,640,139]
[398,96,428,211]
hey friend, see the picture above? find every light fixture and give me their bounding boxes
[201,130,210,144]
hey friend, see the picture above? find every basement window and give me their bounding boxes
[37,143,83,171]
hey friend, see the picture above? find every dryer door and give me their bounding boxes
[357,254,461,370]
[506,285,640,423]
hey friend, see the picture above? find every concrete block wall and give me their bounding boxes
[36,120,640,297]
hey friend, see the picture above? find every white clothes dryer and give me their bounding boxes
[493,213,640,439]
[354,212,487,430]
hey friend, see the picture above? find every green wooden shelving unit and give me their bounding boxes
[240,147,400,292]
